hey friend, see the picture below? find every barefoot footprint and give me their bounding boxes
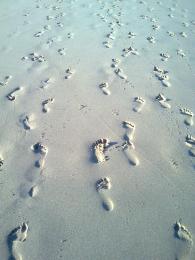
[99,82,111,95]
[122,121,135,143]
[174,221,193,259]
[29,185,39,197]
[42,98,54,113]
[114,68,127,80]
[96,177,114,211]
[133,97,145,112]
[7,223,28,260]
[7,87,23,101]
[122,141,139,166]
[65,67,75,79]
[180,108,194,126]
[155,93,171,109]
[0,75,12,87]
[92,138,110,163]
[153,66,171,87]
[31,142,48,169]
[22,114,35,130]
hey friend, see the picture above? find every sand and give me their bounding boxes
[0,0,195,259]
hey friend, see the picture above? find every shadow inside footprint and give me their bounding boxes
[7,227,20,260]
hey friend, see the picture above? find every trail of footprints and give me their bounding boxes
[2,0,195,258]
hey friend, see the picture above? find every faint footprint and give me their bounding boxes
[180,108,194,126]
[122,141,139,166]
[7,87,23,101]
[42,98,54,113]
[21,114,35,130]
[96,177,114,211]
[7,223,28,260]
[0,75,12,87]
[133,97,145,112]
[123,121,135,143]
[40,77,53,89]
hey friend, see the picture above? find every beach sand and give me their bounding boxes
[0,0,195,259]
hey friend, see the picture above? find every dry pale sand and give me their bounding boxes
[0,0,195,259]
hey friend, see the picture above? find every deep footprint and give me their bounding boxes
[7,223,28,260]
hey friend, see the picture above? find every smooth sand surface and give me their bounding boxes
[0,0,195,259]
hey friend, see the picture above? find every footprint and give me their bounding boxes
[7,87,23,101]
[40,77,53,89]
[99,82,111,95]
[0,155,4,170]
[147,36,156,43]
[7,223,28,260]
[44,25,51,31]
[35,157,45,169]
[57,22,64,28]
[123,121,135,143]
[128,32,136,38]
[29,185,39,197]
[111,58,120,68]
[58,48,66,56]
[189,148,195,157]
[42,98,54,113]
[27,52,46,63]
[155,93,171,109]
[133,97,145,112]
[115,68,127,80]
[177,49,186,57]
[0,75,12,87]
[122,46,139,57]
[65,67,75,79]
[160,52,170,61]
[107,32,115,40]
[96,177,114,211]
[92,138,110,163]
[46,15,54,20]
[103,41,112,48]
[32,143,47,169]
[34,30,45,37]
[153,66,171,87]
[167,31,175,37]
[67,32,74,39]
[22,114,35,130]
[174,221,193,259]
[180,32,187,38]
[180,108,194,126]
[122,141,139,166]
[174,221,193,243]
[31,142,48,156]
[185,135,195,146]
